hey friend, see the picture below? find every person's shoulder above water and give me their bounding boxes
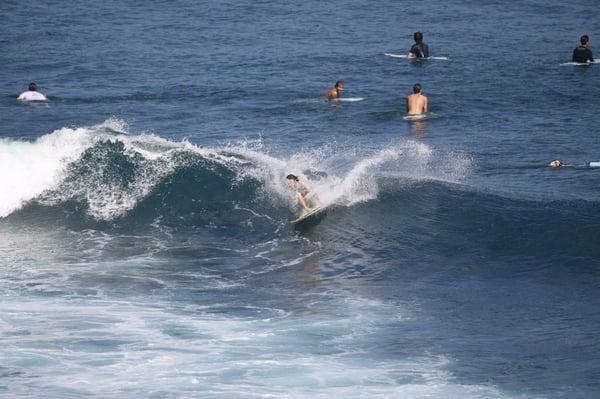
[407,31,429,59]
[572,34,593,63]
[17,82,47,101]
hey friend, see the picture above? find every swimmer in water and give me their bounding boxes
[549,160,563,167]
[286,174,320,213]
[407,31,429,59]
[17,82,48,102]
[549,160,575,167]
[406,83,428,115]
[572,35,594,63]
[324,80,344,100]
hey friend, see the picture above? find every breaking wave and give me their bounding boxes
[1,119,471,223]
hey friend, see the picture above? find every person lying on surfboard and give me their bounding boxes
[548,159,575,168]
[324,80,344,100]
[286,174,320,214]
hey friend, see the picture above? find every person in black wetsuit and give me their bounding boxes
[408,31,429,59]
[572,35,594,63]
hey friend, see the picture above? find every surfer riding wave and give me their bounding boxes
[286,174,320,214]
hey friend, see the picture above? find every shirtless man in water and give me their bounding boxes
[406,83,428,115]
[286,174,319,213]
[324,80,344,100]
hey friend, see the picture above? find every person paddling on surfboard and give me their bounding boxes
[548,159,576,168]
[324,80,344,100]
[286,174,320,214]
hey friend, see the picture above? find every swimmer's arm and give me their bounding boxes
[423,97,428,113]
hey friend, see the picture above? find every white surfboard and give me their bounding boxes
[384,53,450,61]
[339,97,364,102]
[560,60,600,66]
[290,206,326,225]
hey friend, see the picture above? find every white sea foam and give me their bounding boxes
[0,291,528,399]
[233,139,469,211]
[0,124,96,218]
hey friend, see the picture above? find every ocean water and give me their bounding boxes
[1,0,600,398]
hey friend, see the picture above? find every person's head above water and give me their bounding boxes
[414,32,424,44]
[413,83,422,94]
[581,35,590,46]
[286,174,299,182]
[28,82,38,92]
[335,80,344,90]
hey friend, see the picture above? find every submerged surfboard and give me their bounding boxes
[403,114,428,121]
[290,206,326,225]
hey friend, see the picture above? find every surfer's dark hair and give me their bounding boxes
[413,83,422,93]
[581,35,589,45]
[335,80,344,88]
[414,32,423,43]
[28,82,37,91]
[286,174,299,181]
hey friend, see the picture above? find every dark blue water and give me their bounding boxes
[1,1,600,397]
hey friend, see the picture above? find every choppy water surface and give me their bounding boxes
[1,0,600,398]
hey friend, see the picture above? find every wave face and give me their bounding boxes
[2,119,471,226]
